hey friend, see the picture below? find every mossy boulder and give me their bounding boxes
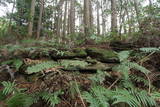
[81,62,111,71]
[60,59,89,71]
[51,48,87,59]
[86,47,119,63]
[59,59,111,72]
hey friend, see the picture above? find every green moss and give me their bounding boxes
[51,48,87,59]
[60,59,89,71]
[73,48,87,57]
[86,47,119,63]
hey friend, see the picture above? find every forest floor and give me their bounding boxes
[0,38,160,107]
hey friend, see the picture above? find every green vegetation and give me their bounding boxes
[0,0,160,107]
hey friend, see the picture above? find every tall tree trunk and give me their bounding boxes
[37,0,44,39]
[67,1,70,34]
[97,1,100,35]
[125,0,132,34]
[84,0,91,37]
[63,1,68,36]
[70,0,75,34]
[89,0,93,28]
[8,0,16,32]
[133,0,141,27]
[28,0,36,37]
[111,0,118,33]
[56,0,64,37]
[101,0,106,35]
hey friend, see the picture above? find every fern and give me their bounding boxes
[82,86,110,107]
[6,93,35,107]
[26,61,59,74]
[1,59,23,70]
[69,81,80,99]
[1,81,16,95]
[118,51,131,62]
[129,89,156,107]
[40,90,63,107]
[89,70,109,85]
[140,47,160,53]
[151,91,160,100]
[112,89,140,107]
[83,85,157,107]
[1,81,63,107]
[130,75,149,86]
[12,59,23,70]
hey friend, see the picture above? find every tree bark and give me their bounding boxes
[37,0,44,39]
[63,1,68,36]
[28,0,36,37]
[97,1,100,35]
[84,0,91,37]
[111,0,118,33]
[70,0,75,34]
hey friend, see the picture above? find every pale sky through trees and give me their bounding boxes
[0,0,151,17]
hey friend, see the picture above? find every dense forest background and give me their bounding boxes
[0,0,159,45]
[0,0,160,107]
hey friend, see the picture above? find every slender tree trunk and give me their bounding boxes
[84,0,91,37]
[89,0,93,28]
[133,0,141,27]
[37,0,44,39]
[28,0,36,37]
[70,0,75,34]
[8,0,16,32]
[101,0,106,35]
[97,1,100,35]
[56,0,64,37]
[111,0,118,33]
[67,1,70,34]
[63,1,68,36]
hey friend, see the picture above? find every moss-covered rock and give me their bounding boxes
[51,48,87,59]
[73,48,87,57]
[60,59,89,71]
[81,62,111,71]
[86,47,119,63]
[59,59,111,72]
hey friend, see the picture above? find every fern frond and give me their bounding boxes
[130,75,149,86]
[6,93,35,107]
[140,47,160,53]
[82,91,101,107]
[130,89,156,107]
[40,90,63,107]
[82,86,111,107]
[112,89,140,107]
[118,51,131,62]
[89,70,109,85]
[12,59,23,70]
[1,81,16,95]
[151,91,160,100]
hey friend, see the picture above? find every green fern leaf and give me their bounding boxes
[1,81,16,95]
[40,90,63,107]
[6,93,35,107]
